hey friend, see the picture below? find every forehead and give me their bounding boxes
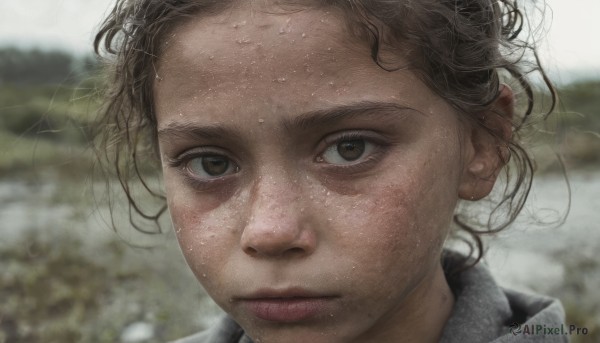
[157,6,364,90]
[154,4,447,125]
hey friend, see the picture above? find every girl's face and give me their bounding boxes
[155,6,488,343]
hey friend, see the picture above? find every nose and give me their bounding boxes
[240,176,316,258]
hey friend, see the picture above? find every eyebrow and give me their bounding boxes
[157,101,422,142]
[158,122,244,143]
[282,101,422,132]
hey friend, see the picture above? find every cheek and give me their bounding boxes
[166,181,246,290]
[328,153,460,278]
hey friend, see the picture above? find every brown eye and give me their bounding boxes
[337,140,365,161]
[321,138,375,165]
[187,155,236,178]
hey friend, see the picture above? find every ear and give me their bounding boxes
[458,85,514,201]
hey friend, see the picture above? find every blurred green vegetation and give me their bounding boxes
[0,47,100,179]
[554,81,600,167]
[0,224,216,343]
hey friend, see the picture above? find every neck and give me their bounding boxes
[358,263,455,343]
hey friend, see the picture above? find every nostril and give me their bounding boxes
[242,245,306,258]
[244,246,258,256]
[288,247,305,255]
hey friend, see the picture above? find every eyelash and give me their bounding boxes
[166,148,240,187]
[316,131,387,173]
[167,131,387,187]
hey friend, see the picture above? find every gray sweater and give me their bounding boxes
[173,253,567,343]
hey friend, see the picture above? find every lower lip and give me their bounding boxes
[241,297,335,322]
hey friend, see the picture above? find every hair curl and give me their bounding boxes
[94,0,557,267]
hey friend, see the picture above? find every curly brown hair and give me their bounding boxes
[93,0,557,266]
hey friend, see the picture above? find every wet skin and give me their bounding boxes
[154,5,508,343]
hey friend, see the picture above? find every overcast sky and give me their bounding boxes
[1,0,599,83]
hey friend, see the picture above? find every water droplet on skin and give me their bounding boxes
[327,47,332,51]
[276,77,287,83]
[302,33,307,38]
[200,241,205,246]
[258,118,265,124]
[179,113,183,116]
[329,81,335,87]
[209,55,214,60]
[326,191,331,196]
[202,274,207,278]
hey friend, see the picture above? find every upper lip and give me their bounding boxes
[235,287,338,300]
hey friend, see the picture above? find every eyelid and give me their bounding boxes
[321,130,388,146]
[316,130,388,159]
[315,130,389,172]
[166,146,235,167]
[165,146,241,189]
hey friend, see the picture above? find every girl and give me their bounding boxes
[94,0,567,342]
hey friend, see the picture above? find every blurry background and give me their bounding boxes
[0,1,598,342]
